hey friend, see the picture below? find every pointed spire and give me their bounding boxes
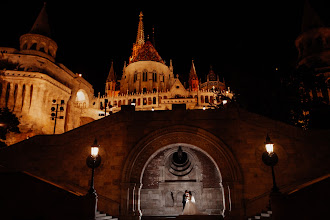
[30,2,51,37]
[107,61,116,82]
[189,60,199,91]
[301,0,324,33]
[136,11,145,45]
[189,60,198,79]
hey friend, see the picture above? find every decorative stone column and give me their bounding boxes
[13,83,23,113]
[7,83,15,110]
[133,183,143,219]
[21,84,31,114]
[121,182,142,220]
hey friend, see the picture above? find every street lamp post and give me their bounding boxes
[86,139,101,220]
[262,134,279,193]
[86,139,101,195]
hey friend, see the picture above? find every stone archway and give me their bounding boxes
[121,125,243,219]
[140,143,225,216]
[75,89,89,108]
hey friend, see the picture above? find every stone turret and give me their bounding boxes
[105,61,117,97]
[19,3,58,62]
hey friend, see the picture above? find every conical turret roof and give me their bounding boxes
[107,61,116,82]
[30,3,51,37]
[301,0,324,33]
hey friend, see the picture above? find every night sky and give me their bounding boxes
[1,1,329,98]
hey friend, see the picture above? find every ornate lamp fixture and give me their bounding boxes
[262,134,279,193]
[86,138,102,195]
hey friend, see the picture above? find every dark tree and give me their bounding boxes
[0,108,20,147]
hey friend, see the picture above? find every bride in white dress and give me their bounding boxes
[182,191,201,215]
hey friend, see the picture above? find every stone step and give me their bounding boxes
[96,210,118,220]
[261,213,270,217]
[142,215,223,220]
[96,217,113,220]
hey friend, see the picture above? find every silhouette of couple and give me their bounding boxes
[181,190,201,215]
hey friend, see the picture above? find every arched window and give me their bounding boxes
[153,72,157,82]
[148,97,152,105]
[29,85,33,109]
[143,70,148,81]
[118,100,122,107]
[13,84,18,109]
[153,88,157,93]
[210,96,214,104]
[143,88,147,94]
[5,83,10,107]
[153,97,157,104]
[39,46,46,53]
[201,95,204,103]
[30,43,37,50]
[143,98,147,105]
[205,96,209,103]
[134,72,138,82]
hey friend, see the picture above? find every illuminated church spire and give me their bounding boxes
[136,12,145,45]
[130,12,145,62]
[189,60,199,91]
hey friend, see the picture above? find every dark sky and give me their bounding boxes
[1,1,329,96]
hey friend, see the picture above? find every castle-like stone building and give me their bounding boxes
[0,7,232,145]
[0,3,94,144]
[98,11,231,114]
[0,3,329,220]
[295,0,330,104]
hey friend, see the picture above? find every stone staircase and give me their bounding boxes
[96,210,119,220]
[247,210,272,220]
[142,215,223,220]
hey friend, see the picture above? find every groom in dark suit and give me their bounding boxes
[182,190,188,210]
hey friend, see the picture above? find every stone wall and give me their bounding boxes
[0,106,329,219]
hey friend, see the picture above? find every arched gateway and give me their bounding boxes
[121,125,243,219]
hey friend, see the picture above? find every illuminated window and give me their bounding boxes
[76,90,86,102]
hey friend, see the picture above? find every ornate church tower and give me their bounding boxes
[295,0,330,104]
[19,3,58,62]
[188,60,199,91]
[130,12,145,63]
[105,61,117,97]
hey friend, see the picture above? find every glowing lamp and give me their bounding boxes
[265,134,274,155]
[222,100,228,105]
[91,147,99,158]
[91,138,100,158]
